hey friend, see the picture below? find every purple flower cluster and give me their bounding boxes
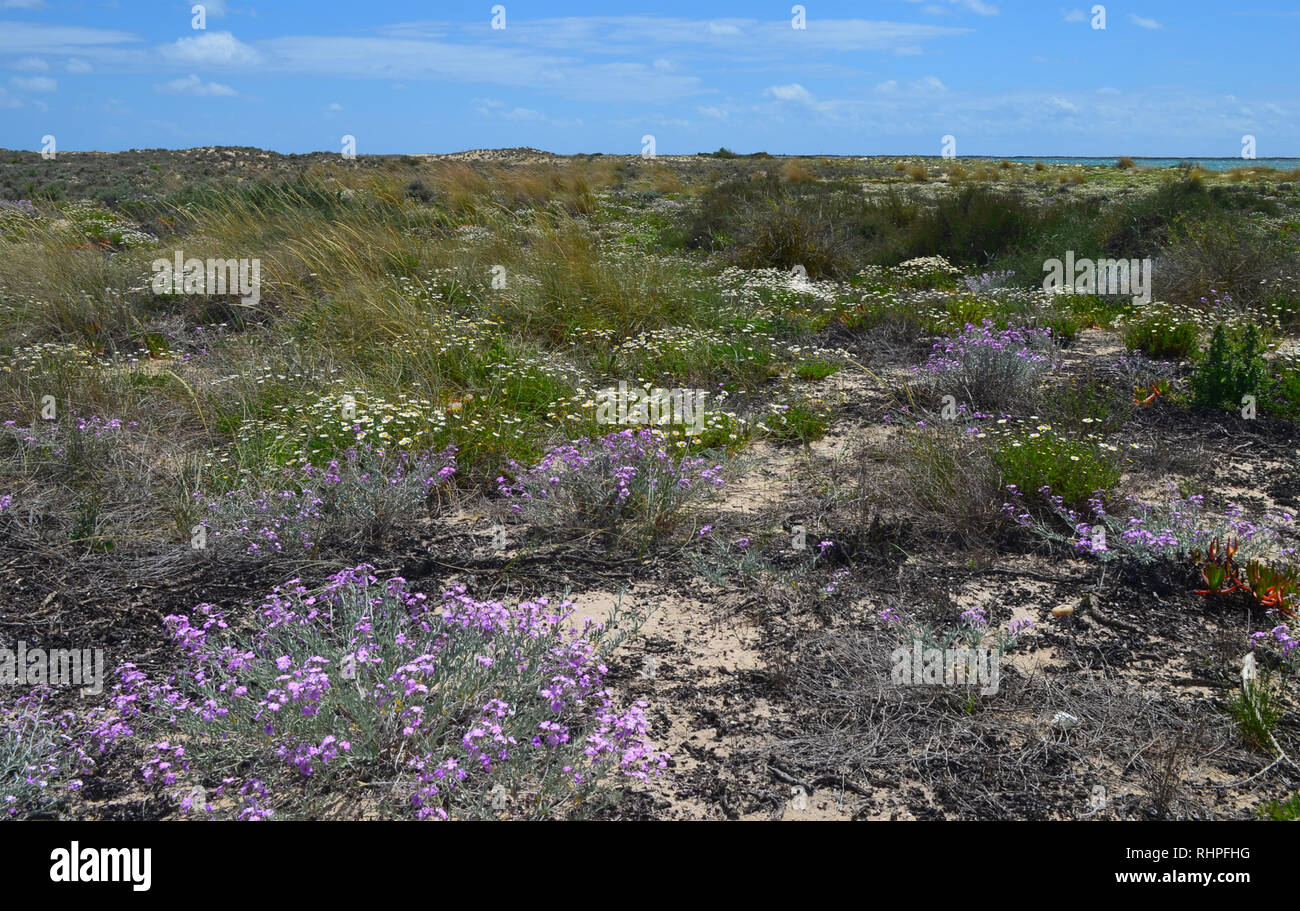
[1005,486,1297,563]
[0,689,102,815]
[200,444,456,555]
[0,199,37,217]
[922,320,1055,376]
[497,428,724,545]
[31,564,672,820]
[915,320,1057,409]
[1,414,137,456]
[1252,624,1299,657]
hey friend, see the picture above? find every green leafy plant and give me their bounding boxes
[760,403,828,445]
[793,359,839,381]
[1120,309,1200,359]
[1189,323,1266,411]
[994,432,1120,511]
[1259,793,1300,820]
[1229,675,1281,753]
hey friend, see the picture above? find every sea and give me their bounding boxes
[961,157,1300,172]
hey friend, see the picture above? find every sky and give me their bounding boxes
[0,0,1296,156]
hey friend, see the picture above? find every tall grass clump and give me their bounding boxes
[862,423,1003,545]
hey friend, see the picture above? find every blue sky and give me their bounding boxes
[0,0,1296,156]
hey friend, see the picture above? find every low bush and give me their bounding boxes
[994,431,1120,512]
[1120,306,1200,359]
[916,320,1056,411]
[496,428,725,551]
[198,444,457,556]
[1189,323,1266,411]
[56,566,669,820]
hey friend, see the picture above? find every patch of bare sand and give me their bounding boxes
[560,585,780,818]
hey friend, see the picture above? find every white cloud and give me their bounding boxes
[160,31,261,66]
[1062,9,1086,23]
[484,16,971,56]
[0,23,140,55]
[1129,14,1162,29]
[908,0,998,15]
[155,73,237,95]
[12,55,47,71]
[474,97,576,125]
[66,58,91,73]
[10,74,55,91]
[326,101,342,110]
[499,106,546,121]
[875,77,945,94]
[0,16,974,107]
[1,0,47,9]
[765,83,816,105]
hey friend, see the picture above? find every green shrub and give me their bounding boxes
[760,403,828,444]
[1259,793,1300,820]
[1154,217,1294,308]
[1189,323,1266,411]
[1263,363,1300,419]
[902,186,1037,267]
[994,431,1120,511]
[1120,308,1200,359]
[1041,313,1081,344]
[793,359,839,380]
